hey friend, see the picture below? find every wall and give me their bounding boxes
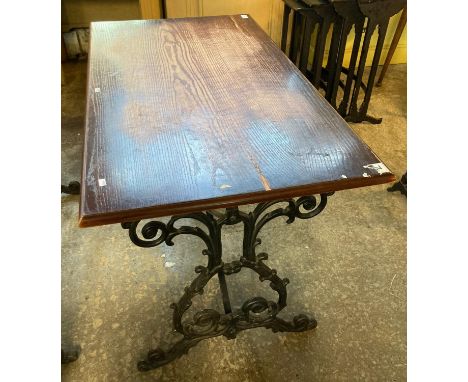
[61,0,142,31]
[165,0,285,43]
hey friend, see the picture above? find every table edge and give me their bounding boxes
[78,173,396,228]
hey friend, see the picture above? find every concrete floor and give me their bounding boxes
[61,62,406,381]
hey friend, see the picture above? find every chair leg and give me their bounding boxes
[376,7,407,87]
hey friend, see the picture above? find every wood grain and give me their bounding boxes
[80,15,395,227]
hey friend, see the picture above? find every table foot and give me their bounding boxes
[138,294,316,372]
[61,181,81,195]
[61,345,81,364]
[123,193,333,371]
[387,172,407,196]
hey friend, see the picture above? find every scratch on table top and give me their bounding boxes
[244,147,272,191]
[259,174,271,191]
[252,161,271,191]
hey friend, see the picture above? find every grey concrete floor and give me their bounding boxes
[62,62,406,381]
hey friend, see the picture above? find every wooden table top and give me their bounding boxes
[79,15,395,228]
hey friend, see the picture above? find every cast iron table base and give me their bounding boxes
[122,193,333,371]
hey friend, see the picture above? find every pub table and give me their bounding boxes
[79,15,395,372]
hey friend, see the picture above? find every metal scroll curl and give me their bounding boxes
[294,193,332,219]
[183,309,228,337]
[121,220,169,247]
[121,213,217,252]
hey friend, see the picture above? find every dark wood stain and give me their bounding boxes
[80,15,395,228]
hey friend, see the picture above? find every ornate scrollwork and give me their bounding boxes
[295,194,331,219]
[137,293,317,371]
[122,213,217,251]
[183,309,228,337]
[240,297,278,323]
[241,193,334,262]
[123,194,333,372]
[170,263,223,334]
[121,220,169,247]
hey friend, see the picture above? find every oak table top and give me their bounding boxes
[79,15,395,228]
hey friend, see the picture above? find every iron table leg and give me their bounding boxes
[122,193,333,371]
[376,7,407,87]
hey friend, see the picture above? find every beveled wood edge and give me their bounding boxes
[78,30,95,230]
[78,173,396,228]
